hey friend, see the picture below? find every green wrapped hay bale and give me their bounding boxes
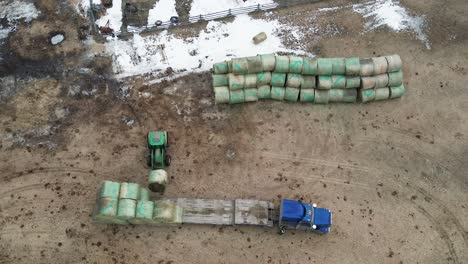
[360,58,374,76]
[373,57,388,75]
[302,57,318,75]
[232,58,249,75]
[375,87,390,101]
[329,89,344,102]
[301,75,316,89]
[361,76,376,90]
[117,198,137,221]
[317,75,332,90]
[331,75,346,89]
[286,73,303,88]
[388,70,403,86]
[119,182,140,200]
[345,57,360,76]
[274,56,289,73]
[247,56,263,73]
[314,90,329,104]
[230,89,245,104]
[375,73,389,88]
[289,56,303,73]
[271,86,285,100]
[139,187,151,201]
[212,74,228,87]
[284,87,300,102]
[390,84,405,98]
[148,169,168,194]
[271,73,286,87]
[342,89,358,103]
[331,58,346,75]
[244,88,258,102]
[360,89,376,103]
[99,181,120,199]
[228,74,245,90]
[317,58,333,75]
[385,54,402,72]
[256,72,272,86]
[213,61,229,74]
[130,200,155,224]
[153,200,183,224]
[260,54,276,71]
[300,89,315,102]
[214,86,230,104]
[346,77,360,88]
[226,60,233,72]
[244,74,257,88]
[93,197,124,224]
[257,85,271,99]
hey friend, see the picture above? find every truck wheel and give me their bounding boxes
[164,155,171,166]
[278,226,285,235]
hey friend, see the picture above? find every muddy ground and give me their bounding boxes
[0,0,467,263]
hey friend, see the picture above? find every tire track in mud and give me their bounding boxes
[2,166,95,182]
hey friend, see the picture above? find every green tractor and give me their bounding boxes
[147,131,171,170]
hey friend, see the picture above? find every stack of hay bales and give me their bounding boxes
[212,54,405,104]
[92,181,182,225]
[359,55,405,103]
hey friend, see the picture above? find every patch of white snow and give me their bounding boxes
[148,0,178,25]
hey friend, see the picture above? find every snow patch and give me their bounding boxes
[148,0,178,25]
[95,0,122,30]
[107,14,309,78]
[189,0,275,16]
[0,1,40,42]
[353,0,430,49]
[51,34,65,45]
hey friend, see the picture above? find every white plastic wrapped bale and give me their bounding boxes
[284,87,299,102]
[244,74,257,88]
[301,75,316,89]
[244,88,258,102]
[360,88,376,103]
[148,169,168,193]
[299,89,315,102]
[214,86,230,104]
[256,72,271,87]
[286,73,302,88]
[271,86,285,101]
[257,85,271,99]
[360,58,374,76]
[385,54,402,72]
[314,90,329,104]
[375,87,390,100]
[152,199,183,224]
[228,74,245,90]
[372,57,388,75]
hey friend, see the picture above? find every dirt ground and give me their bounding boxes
[0,0,467,263]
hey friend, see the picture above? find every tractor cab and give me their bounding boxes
[278,199,331,234]
[147,131,170,170]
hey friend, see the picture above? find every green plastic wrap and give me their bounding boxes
[99,181,120,199]
[244,88,258,102]
[271,86,285,100]
[260,54,276,71]
[360,88,375,103]
[230,89,245,104]
[257,85,271,99]
[302,57,318,75]
[270,73,286,87]
[345,77,360,88]
[214,86,230,104]
[212,74,228,87]
[301,75,316,89]
[228,74,245,90]
[284,87,300,102]
[244,74,257,88]
[317,58,333,75]
[246,56,263,73]
[117,198,137,221]
[274,56,289,73]
[388,70,403,86]
[299,89,315,102]
[331,58,346,75]
[286,73,303,88]
[345,57,360,76]
[289,56,303,73]
[213,61,229,74]
[314,90,329,104]
[130,200,155,224]
[390,84,405,98]
[232,58,249,74]
[317,75,332,90]
[375,87,390,100]
[119,182,140,200]
[256,72,272,86]
[331,75,346,89]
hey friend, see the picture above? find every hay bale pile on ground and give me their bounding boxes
[212,54,405,104]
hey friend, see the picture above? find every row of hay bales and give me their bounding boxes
[212,54,405,104]
[93,181,182,225]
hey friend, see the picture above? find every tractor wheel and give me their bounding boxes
[147,154,152,167]
[164,155,171,166]
[165,131,169,147]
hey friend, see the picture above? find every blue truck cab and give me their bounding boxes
[278,199,332,234]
